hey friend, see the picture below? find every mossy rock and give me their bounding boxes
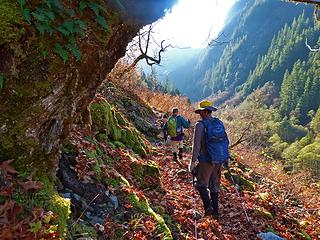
[90,101,113,134]
[111,125,122,141]
[90,100,146,157]
[0,0,25,45]
[12,174,71,238]
[131,161,162,190]
[70,222,98,239]
[124,185,172,239]
[224,171,255,192]
[115,111,127,126]
[132,144,147,158]
[254,207,274,220]
[113,141,125,148]
[153,205,182,237]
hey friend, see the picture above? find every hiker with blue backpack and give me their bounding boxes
[188,100,230,218]
[163,107,190,161]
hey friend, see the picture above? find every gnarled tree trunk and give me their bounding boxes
[0,0,177,176]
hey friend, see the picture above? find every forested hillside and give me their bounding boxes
[165,0,320,179]
[1,0,320,239]
[170,0,316,102]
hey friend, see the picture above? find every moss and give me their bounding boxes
[96,133,108,141]
[127,193,172,240]
[11,173,70,238]
[70,222,98,239]
[115,111,127,126]
[224,171,255,192]
[254,207,274,220]
[105,170,172,238]
[90,101,113,134]
[34,175,71,237]
[48,193,71,237]
[90,100,147,156]
[113,141,125,148]
[133,145,147,158]
[92,160,103,182]
[25,137,39,147]
[111,125,122,141]
[131,161,162,190]
[108,141,116,149]
[123,128,135,146]
[153,205,182,236]
[0,0,25,45]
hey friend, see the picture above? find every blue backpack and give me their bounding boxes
[200,118,230,163]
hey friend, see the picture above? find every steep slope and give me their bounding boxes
[56,87,320,239]
[240,13,319,97]
[169,0,314,101]
[0,0,177,237]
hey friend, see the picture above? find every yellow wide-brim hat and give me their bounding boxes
[194,100,218,114]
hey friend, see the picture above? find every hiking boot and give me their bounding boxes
[173,152,178,161]
[204,206,214,216]
[178,148,183,159]
[197,186,212,216]
[211,192,219,219]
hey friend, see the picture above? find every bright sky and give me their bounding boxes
[153,0,236,48]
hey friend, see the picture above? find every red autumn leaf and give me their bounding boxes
[0,186,13,197]
[0,160,18,175]
[0,227,14,240]
[19,181,43,192]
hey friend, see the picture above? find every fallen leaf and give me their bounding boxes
[19,181,43,191]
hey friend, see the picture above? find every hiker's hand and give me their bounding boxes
[188,161,196,173]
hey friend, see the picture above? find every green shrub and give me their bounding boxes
[278,118,307,143]
[268,134,289,158]
[296,137,320,174]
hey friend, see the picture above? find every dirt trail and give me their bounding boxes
[146,145,260,240]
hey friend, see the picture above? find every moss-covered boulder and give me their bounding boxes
[131,161,162,190]
[102,82,161,139]
[90,99,147,157]
[224,171,256,192]
[115,171,172,239]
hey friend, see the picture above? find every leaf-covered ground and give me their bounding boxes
[54,109,320,239]
[1,94,320,239]
[141,143,320,239]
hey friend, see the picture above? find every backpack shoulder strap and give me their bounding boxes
[213,117,223,125]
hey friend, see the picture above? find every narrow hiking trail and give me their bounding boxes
[62,100,320,240]
[145,139,320,240]
[148,146,258,240]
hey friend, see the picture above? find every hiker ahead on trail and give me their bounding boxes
[163,107,190,161]
[189,100,230,218]
[160,113,169,144]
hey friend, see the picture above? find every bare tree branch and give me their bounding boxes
[305,38,320,51]
[129,25,173,69]
[288,0,320,5]
[207,31,231,47]
[229,121,253,149]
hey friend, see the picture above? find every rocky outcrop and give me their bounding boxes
[102,82,161,139]
[0,1,176,237]
[0,0,176,174]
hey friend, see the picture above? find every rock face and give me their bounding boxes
[0,0,176,175]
